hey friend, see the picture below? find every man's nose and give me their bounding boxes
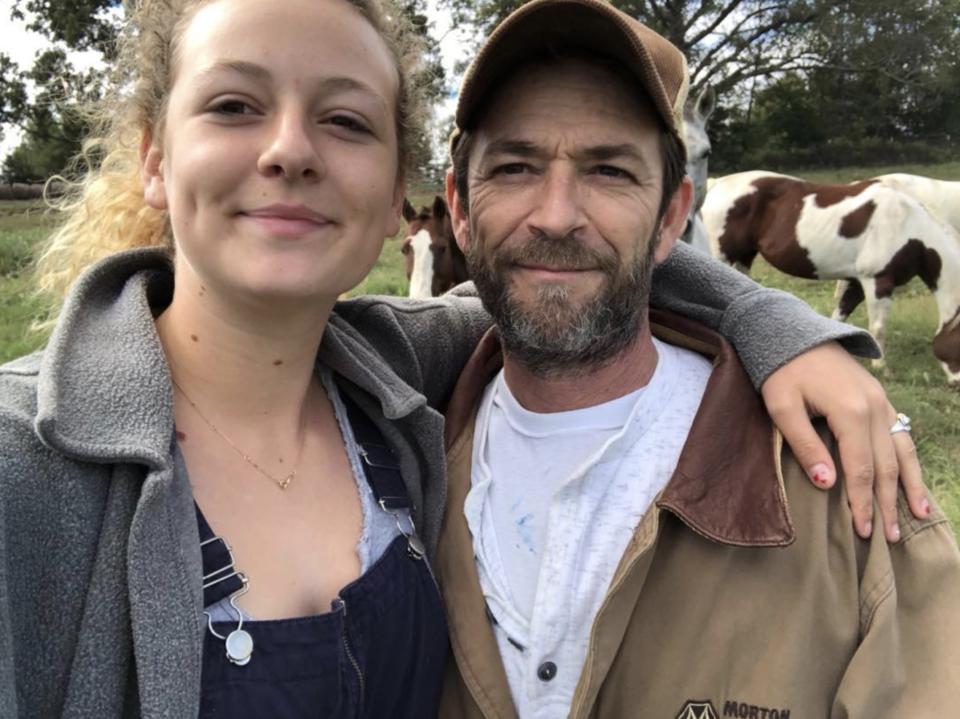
[257,110,324,182]
[526,167,585,239]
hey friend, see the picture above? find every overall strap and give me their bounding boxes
[196,506,248,607]
[339,393,411,512]
[340,392,426,560]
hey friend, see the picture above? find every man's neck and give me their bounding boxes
[501,322,659,413]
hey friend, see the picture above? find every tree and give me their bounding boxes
[2,0,114,181]
[3,0,450,183]
[440,0,840,94]
[442,0,960,171]
[1,49,102,182]
[11,0,119,58]
[397,0,449,182]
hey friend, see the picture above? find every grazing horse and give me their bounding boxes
[680,87,715,254]
[834,174,960,321]
[701,170,960,383]
[401,195,469,298]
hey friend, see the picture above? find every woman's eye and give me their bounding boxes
[326,115,371,134]
[211,99,256,116]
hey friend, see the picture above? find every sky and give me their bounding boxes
[0,0,473,162]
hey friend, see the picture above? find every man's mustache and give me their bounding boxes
[490,233,619,274]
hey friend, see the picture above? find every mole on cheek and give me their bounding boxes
[191,334,199,343]
[273,359,284,366]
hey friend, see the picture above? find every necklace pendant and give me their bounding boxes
[225,628,254,666]
[278,472,294,490]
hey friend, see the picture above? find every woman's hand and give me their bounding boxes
[761,342,929,542]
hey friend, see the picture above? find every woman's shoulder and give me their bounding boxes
[0,348,117,500]
[0,352,55,474]
[0,350,42,434]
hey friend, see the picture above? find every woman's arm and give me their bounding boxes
[341,241,927,541]
[652,242,926,541]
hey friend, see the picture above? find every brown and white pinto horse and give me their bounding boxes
[833,174,960,332]
[701,171,960,384]
[400,196,469,298]
[872,173,960,234]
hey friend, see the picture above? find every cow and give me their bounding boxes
[701,170,960,384]
[401,195,469,298]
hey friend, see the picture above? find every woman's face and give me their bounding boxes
[141,0,403,304]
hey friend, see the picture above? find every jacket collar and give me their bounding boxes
[35,248,429,471]
[443,308,794,548]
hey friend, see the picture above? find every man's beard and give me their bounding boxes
[466,227,658,378]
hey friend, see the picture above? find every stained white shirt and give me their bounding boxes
[465,338,712,718]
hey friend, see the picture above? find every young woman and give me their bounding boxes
[0,0,926,717]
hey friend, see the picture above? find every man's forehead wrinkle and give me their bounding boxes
[482,138,545,158]
[576,144,645,163]
[480,135,651,167]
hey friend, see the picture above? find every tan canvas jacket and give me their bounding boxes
[436,310,960,719]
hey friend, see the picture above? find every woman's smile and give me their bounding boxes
[239,204,336,239]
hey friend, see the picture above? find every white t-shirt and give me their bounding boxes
[464,338,712,718]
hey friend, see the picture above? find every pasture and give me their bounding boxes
[1,177,957,531]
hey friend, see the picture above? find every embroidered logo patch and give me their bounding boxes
[675,700,719,719]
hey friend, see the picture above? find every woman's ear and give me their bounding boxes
[139,130,167,210]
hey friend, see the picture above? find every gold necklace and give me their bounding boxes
[171,377,306,490]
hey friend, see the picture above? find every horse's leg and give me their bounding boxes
[832,279,864,321]
[859,277,893,369]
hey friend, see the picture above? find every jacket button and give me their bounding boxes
[537,661,557,682]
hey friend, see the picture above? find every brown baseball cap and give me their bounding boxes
[451,0,689,153]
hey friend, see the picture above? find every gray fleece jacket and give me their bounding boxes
[0,245,876,719]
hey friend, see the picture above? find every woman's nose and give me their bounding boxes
[257,111,324,182]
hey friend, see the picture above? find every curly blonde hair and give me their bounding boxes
[36,0,428,318]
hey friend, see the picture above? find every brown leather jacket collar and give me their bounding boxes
[443,309,794,548]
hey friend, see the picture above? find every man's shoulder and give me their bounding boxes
[779,422,956,607]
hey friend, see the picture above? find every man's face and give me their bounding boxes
[447,57,691,375]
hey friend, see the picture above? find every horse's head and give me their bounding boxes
[683,85,716,215]
[401,195,458,298]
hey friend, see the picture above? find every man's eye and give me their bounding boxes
[493,163,528,175]
[593,165,634,180]
[211,99,256,116]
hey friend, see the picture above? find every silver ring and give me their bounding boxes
[890,413,912,435]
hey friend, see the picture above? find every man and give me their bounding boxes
[434,0,960,716]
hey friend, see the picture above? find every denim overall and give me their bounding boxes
[197,396,448,718]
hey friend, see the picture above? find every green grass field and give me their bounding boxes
[1,178,957,530]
